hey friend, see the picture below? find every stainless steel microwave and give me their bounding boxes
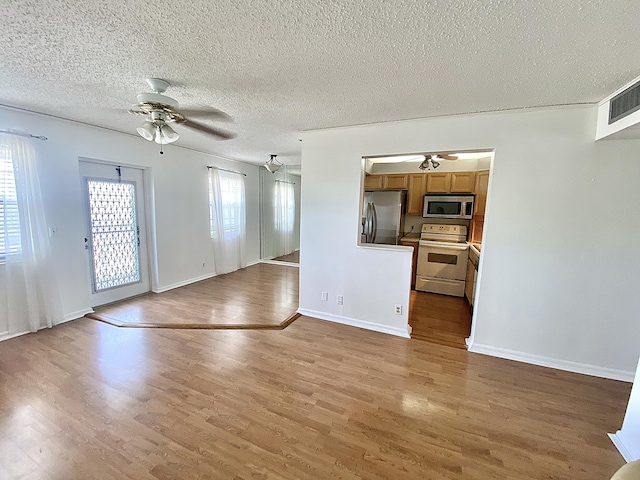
[423,194,474,219]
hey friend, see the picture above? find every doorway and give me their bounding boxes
[79,160,150,306]
[260,164,301,265]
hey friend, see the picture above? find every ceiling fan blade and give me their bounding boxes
[179,107,232,122]
[183,119,236,140]
[438,154,458,160]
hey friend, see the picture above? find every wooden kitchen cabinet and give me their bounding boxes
[425,172,451,193]
[364,174,384,190]
[450,171,476,193]
[474,170,490,215]
[406,174,426,215]
[384,174,408,189]
[401,240,419,289]
[426,171,476,194]
[465,257,475,304]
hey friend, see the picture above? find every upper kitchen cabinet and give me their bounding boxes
[425,172,451,193]
[407,173,426,215]
[364,173,409,190]
[474,170,490,215]
[450,171,476,193]
[426,172,475,194]
[384,174,409,189]
[364,174,384,190]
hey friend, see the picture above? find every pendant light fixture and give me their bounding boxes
[264,154,283,173]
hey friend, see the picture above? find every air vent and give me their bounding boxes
[609,80,640,124]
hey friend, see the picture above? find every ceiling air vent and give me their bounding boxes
[609,80,640,124]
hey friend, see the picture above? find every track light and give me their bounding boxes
[265,154,283,173]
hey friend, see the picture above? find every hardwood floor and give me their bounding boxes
[409,291,471,349]
[87,263,299,329]
[271,250,300,263]
[0,316,629,479]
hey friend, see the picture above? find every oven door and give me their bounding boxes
[417,241,469,280]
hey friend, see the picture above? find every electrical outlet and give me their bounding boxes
[321,292,328,301]
[337,295,344,305]
[395,304,402,315]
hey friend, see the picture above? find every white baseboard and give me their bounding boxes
[609,431,640,462]
[153,272,218,293]
[153,261,263,293]
[0,329,31,342]
[297,308,411,339]
[0,307,95,342]
[260,260,300,268]
[61,308,94,324]
[468,343,635,382]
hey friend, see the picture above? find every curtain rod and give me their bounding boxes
[0,129,48,141]
[275,179,296,185]
[207,165,246,177]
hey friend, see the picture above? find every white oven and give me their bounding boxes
[416,224,469,297]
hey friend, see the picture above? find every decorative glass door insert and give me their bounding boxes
[86,179,141,291]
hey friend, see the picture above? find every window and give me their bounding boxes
[0,146,21,262]
[209,170,244,240]
[274,180,295,233]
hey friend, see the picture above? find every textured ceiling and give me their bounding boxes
[1,0,638,165]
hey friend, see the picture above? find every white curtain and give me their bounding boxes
[274,180,295,257]
[209,168,246,274]
[0,133,63,335]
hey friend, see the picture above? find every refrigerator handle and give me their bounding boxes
[371,203,377,243]
[366,203,373,242]
[363,204,369,242]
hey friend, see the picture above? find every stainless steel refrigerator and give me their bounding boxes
[361,190,406,245]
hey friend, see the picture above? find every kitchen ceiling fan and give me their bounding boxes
[419,154,458,171]
[128,78,235,153]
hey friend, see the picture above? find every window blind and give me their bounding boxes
[0,147,21,261]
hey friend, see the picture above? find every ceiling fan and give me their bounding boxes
[419,154,458,171]
[128,78,235,153]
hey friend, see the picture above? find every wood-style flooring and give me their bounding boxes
[0,316,629,479]
[409,291,471,349]
[271,250,300,263]
[87,263,299,329]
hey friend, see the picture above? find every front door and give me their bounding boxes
[79,160,150,306]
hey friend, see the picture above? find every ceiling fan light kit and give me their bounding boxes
[418,153,458,170]
[129,78,235,153]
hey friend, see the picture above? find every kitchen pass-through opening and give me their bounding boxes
[361,149,493,349]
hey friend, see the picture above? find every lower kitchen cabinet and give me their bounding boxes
[465,258,475,304]
[401,240,419,289]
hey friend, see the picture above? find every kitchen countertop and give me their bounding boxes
[400,233,420,242]
[469,243,481,255]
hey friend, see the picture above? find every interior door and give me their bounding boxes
[79,161,150,306]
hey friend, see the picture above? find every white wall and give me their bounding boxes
[610,356,640,461]
[0,106,261,329]
[300,105,640,379]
